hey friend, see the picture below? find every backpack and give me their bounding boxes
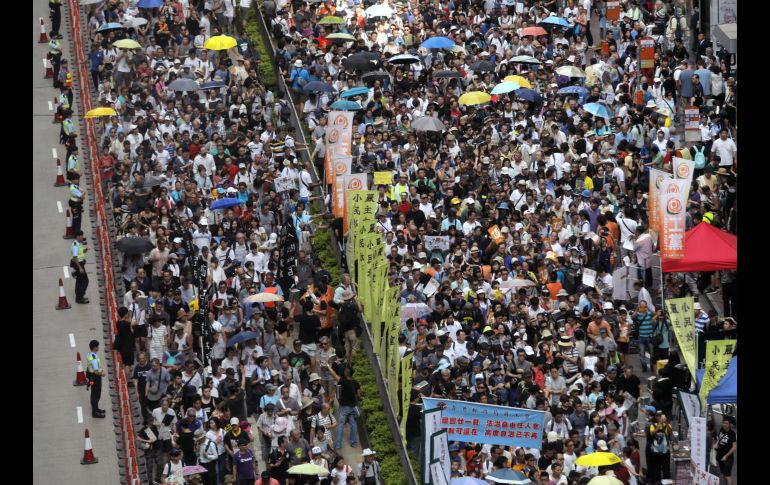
[693,145,707,169]
[651,428,669,454]
[279,101,291,122]
[674,16,683,41]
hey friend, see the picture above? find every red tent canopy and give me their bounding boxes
[661,223,737,273]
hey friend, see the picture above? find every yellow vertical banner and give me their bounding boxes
[400,352,414,443]
[700,340,736,408]
[665,297,698,381]
[387,304,401,413]
[347,190,378,281]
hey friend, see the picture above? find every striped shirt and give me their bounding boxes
[562,346,580,375]
[695,310,709,333]
[634,310,655,338]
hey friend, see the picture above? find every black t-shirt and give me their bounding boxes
[288,351,311,381]
[716,429,736,459]
[295,313,320,345]
[538,454,554,471]
[133,362,152,396]
[600,376,619,399]
[338,378,360,407]
[199,396,221,421]
[616,374,642,399]
[269,448,291,479]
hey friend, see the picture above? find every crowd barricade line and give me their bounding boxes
[67,0,141,482]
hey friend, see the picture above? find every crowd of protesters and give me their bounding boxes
[261,0,739,484]
[52,0,739,484]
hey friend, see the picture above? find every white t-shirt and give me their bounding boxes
[298,169,313,198]
[711,137,737,166]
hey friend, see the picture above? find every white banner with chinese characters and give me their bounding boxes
[690,416,708,471]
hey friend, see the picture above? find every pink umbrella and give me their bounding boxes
[521,27,548,37]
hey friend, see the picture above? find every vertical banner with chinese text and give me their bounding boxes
[659,178,688,259]
[700,340,736,408]
[665,297,697,381]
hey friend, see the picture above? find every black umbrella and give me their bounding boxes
[362,70,389,82]
[342,55,377,72]
[470,60,496,72]
[432,69,463,79]
[351,51,380,60]
[116,237,155,255]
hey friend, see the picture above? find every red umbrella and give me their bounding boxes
[521,27,548,37]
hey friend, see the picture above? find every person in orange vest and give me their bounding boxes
[259,272,284,316]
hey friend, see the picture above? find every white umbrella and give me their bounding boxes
[365,4,394,18]
[245,292,285,303]
[122,17,149,29]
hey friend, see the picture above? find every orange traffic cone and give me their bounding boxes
[56,278,71,310]
[44,56,54,79]
[54,158,67,186]
[73,352,88,386]
[63,209,75,239]
[80,429,99,465]
[39,18,49,43]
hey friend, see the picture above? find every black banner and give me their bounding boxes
[277,223,298,295]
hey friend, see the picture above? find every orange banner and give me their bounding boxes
[488,225,505,244]
[648,168,671,232]
[659,178,688,259]
[337,174,368,235]
[325,111,354,184]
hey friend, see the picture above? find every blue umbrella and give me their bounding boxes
[340,86,370,98]
[583,102,613,119]
[486,468,531,484]
[540,16,571,28]
[558,85,588,95]
[303,81,336,93]
[200,81,226,91]
[331,100,362,110]
[97,22,125,33]
[137,0,164,7]
[210,198,244,210]
[491,81,521,95]
[420,36,455,49]
[450,478,490,485]
[514,88,542,103]
[226,331,259,347]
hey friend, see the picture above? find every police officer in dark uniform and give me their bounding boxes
[86,340,106,417]
[71,230,90,304]
[49,0,63,39]
[49,40,63,88]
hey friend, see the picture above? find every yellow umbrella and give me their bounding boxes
[504,75,532,88]
[458,91,492,106]
[84,107,117,118]
[113,39,142,49]
[574,452,622,467]
[204,35,237,51]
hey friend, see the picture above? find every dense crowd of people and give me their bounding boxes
[52,0,738,484]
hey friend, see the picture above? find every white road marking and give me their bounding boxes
[57,201,63,213]
[63,266,70,279]
[69,333,76,348]
[77,407,83,423]
[48,100,54,111]
[52,148,58,159]
[43,58,46,68]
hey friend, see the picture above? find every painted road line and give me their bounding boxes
[48,100,54,111]
[69,333,76,348]
[57,201,63,213]
[52,148,57,159]
[77,406,83,424]
[63,266,70,279]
